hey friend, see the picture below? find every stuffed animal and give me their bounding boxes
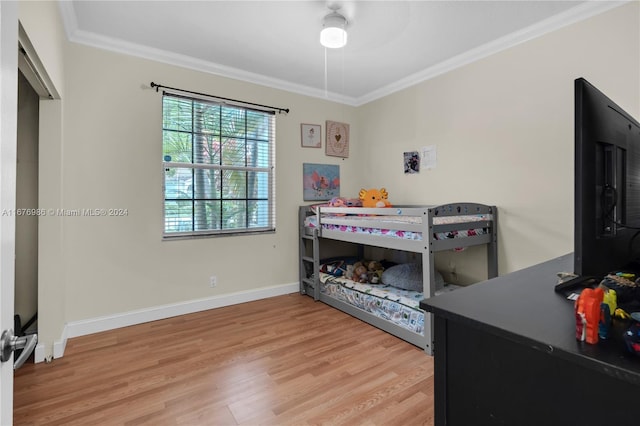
[328,197,346,207]
[328,197,362,208]
[353,262,369,283]
[367,260,384,284]
[368,260,383,272]
[350,260,385,284]
[359,188,392,208]
[345,264,355,280]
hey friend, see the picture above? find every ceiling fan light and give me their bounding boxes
[320,12,348,48]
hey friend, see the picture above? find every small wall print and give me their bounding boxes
[303,163,340,201]
[325,120,350,158]
[421,145,437,169]
[404,151,420,174]
[301,123,321,148]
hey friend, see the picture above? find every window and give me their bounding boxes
[162,92,275,237]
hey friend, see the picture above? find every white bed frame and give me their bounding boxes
[298,203,498,355]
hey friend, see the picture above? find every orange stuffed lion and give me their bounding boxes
[359,188,392,208]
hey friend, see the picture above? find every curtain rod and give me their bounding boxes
[150,82,289,114]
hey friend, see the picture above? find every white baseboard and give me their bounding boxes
[34,340,63,363]
[53,325,67,359]
[46,283,298,361]
[34,343,46,363]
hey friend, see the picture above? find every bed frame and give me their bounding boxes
[298,203,498,355]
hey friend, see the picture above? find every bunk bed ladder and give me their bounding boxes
[299,206,321,300]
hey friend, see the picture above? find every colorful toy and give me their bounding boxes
[328,197,362,207]
[623,322,640,355]
[614,307,631,320]
[359,188,392,208]
[575,287,604,344]
[328,197,346,207]
[320,260,344,277]
[599,288,617,339]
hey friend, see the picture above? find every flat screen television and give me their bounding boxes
[575,77,640,277]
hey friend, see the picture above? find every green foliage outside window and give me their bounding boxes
[162,94,274,236]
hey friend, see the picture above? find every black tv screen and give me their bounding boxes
[575,77,640,277]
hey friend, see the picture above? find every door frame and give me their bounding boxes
[0,1,19,424]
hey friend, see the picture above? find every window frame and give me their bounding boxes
[161,91,276,239]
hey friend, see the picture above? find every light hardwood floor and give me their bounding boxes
[14,294,434,425]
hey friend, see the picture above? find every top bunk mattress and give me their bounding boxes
[304,211,493,241]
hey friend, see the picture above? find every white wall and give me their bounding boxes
[59,45,358,322]
[357,2,639,279]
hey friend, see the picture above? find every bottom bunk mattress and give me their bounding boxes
[319,272,427,334]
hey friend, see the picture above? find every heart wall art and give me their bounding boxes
[325,120,350,158]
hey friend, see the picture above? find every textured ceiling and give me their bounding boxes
[58,1,625,105]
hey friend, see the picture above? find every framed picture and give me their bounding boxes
[303,163,340,201]
[301,123,322,148]
[404,151,420,174]
[325,120,350,158]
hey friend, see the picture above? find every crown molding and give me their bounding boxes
[58,0,629,107]
[355,0,630,106]
[57,1,358,105]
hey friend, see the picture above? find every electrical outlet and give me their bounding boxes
[209,275,217,287]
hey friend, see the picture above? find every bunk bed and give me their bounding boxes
[298,203,498,355]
